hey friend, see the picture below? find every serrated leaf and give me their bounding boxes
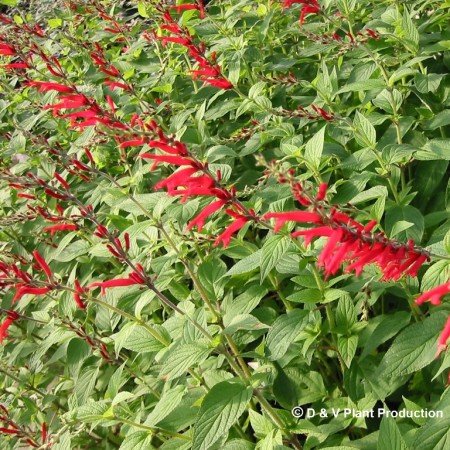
[335,297,357,331]
[338,335,358,368]
[160,344,211,381]
[266,310,309,360]
[119,432,154,450]
[145,386,186,427]
[304,125,326,169]
[377,416,407,450]
[377,312,448,378]
[360,312,411,361]
[260,235,290,281]
[223,250,262,277]
[192,380,252,450]
[223,314,269,334]
[411,388,450,450]
[354,111,376,148]
[421,260,450,293]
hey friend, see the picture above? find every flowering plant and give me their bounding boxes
[1,0,450,449]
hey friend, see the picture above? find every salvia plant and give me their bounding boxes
[0,0,450,448]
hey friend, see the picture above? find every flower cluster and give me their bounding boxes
[282,0,321,24]
[151,10,233,89]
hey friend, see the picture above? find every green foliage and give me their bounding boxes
[0,0,450,449]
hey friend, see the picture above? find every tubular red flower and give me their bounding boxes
[264,211,323,232]
[26,81,74,93]
[187,199,227,232]
[119,139,147,148]
[316,183,328,201]
[214,217,249,248]
[32,251,52,279]
[73,279,86,309]
[438,316,450,356]
[88,275,145,295]
[43,224,78,236]
[0,318,15,344]
[140,154,195,167]
[415,282,450,306]
[12,287,51,304]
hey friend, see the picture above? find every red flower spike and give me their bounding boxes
[32,251,52,279]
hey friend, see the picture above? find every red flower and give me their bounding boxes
[415,282,450,306]
[43,224,78,236]
[264,211,323,232]
[187,199,227,232]
[140,153,195,168]
[214,210,251,247]
[316,183,328,201]
[12,286,51,304]
[26,81,74,93]
[0,314,18,344]
[88,273,146,295]
[438,316,450,356]
[32,251,52,279]
[73,279,86,309]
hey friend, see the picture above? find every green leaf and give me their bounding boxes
[192,380,253,450]
[338,335,358,368]
[0,0,17,5]
[198,257,227,300]
[223,250,262,277]
[360,312,411,361]
[335,297,357,332]
[415,73,444,94]
[385,205,424,242]
[260,235,290,281]
[160,343,211,381]
[354,111,376,148]
[411,389,450,450]
[119,432,154,450]
[336,79,385,94]
[223,314,269,335]
[111,323,166,353]
[377,312,448,378]
[144,386,186,427]
[266,310,309,360]
[421,260,450,293]
[401,10,419,52]
[137,2,149,18]
[304,125,326,169]
[377,416,407,450]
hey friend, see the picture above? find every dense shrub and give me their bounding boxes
[0,0,450,449]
